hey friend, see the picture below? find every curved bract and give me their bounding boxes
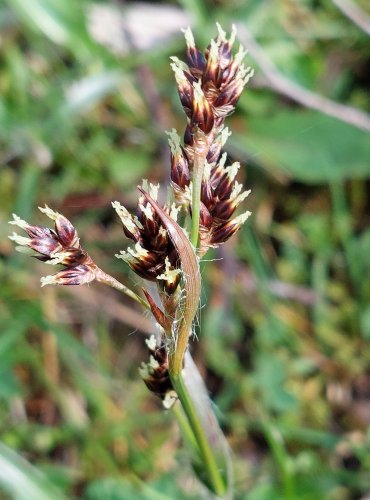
[138,187,201,376]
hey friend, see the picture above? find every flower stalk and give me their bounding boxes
[9,24,253,497]
[170,372,226,496]
[94,268,150,310]
[190,128,210,248]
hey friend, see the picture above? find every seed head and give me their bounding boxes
[9,206,96,286]
[169,25,253,247]
[113,182,182,295]
[179,25,253,128]
[139,335,175,405]
[198,154,252,255]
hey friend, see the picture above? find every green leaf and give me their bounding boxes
[7,0,75,45]
[253,354,297,412]
[84,475,187,500]
[0,442,66,500]
[232,110,370,183]
[62,72,128,117]
[109,150,151,187]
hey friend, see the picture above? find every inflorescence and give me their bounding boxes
[9,25,253,405]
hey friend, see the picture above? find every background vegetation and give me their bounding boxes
[1,0,370,498]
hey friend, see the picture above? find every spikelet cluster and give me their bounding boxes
[9,206,96,286]
[169,24,253,254]
[8,25,253,404]
[139,335,177,408]
[113,180,182,295]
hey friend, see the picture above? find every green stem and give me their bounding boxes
[190,169,202,248]
[262,420,295,499]
[190,130,209,248]
[173,403,200,455]
[95,268,150,310]
[170,372,226,497]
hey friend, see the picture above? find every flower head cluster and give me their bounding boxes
[199,155,251,255]
[139,335,177,408]
[7,25,253,412]
[171,23,254,138]
[113,181,182,295]
[9,206,96,286]
[169,25,253,254]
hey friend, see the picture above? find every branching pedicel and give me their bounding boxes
[9,24,253,495]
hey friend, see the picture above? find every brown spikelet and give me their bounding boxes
[8,207,97,286]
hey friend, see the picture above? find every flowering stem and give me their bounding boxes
[170,371,226,497]
[190,129,209,248]
[95,268,150,310]
[98,268,226,495]
[172,403,200,455]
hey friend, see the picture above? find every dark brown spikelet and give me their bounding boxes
[171,24,253,137]
[9,206,97,286]
[139,336,177,408]
[197,155,252,256]
[168,25,253,246]
[113,182,182,295]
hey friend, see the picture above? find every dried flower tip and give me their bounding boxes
[169,203,181,222]
[169,56,189,72]
[145,335,157,351]
[217,152,228,170]
[139,201,155,221]
[141,180,159,201]
[149,355,160,371]
[230,24,237,45]
[116,242,149,263]
[138,363,150,380]
[112,201,139,235]
[38,204,60,221]
[8,232,31,247]
[225,161,241,182]
[234,44,248,67]
[138,182,161,224]
[218,127,232,147]
[233,188,251,207]
[172,182,192,208]
[170,61,188,88]
[40,275,56,287]
[150,183,160,201]
[244,67,255,85]
[193,80,204,105]
[163,390,178,409]
[45,250,74,265]
[216,22,227,43]
[182,26,195,49]
[157,257,181,287]
[166,128,182,155]
[9,214,29,230]
[232,210,252,226]
[215,22,237,46]
[209,38,220,62]
[230,181,243,201]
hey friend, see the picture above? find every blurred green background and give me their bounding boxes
[1,0,370,498]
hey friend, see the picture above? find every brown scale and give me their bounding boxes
[168,27,251,256]
[120,195,182,294]
[142,343,173,399]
